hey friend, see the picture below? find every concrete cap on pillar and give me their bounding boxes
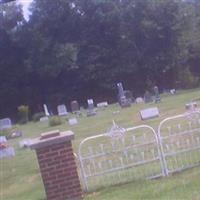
[30,130,74,150]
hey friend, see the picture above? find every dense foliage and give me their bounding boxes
[0,0,200,118]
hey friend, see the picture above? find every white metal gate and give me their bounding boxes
[158,111,200,176]
[78,122,164,191]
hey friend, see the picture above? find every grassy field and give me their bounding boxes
[1,89,200,200]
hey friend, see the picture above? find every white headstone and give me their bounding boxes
[185,102,197,111]
[97,101,108,108]
[87,99,95,115]
[43,104,50,116]
[40,116,49,122]
[19,139,32,148]
[0,136,7,143]
[57,104,68,116]
[87,99,94,105]
[135,97,144,103]
[68,118,78,126]
[140,107,159,120]
[0,118,12,130]
[170,89,176,95]
[0,147,15,159]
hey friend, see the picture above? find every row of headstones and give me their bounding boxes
[0,134,33,159]
[42,99,109,119]
[117,82,162,107]
[117,83,177,107]
[1,103,198,160]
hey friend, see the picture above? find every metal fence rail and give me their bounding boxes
[78,124,164,191]
[77,111,200,192]
[157,111,200,176]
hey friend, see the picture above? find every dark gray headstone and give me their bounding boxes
[71,100,80,113]
[117,83,131,107]
[154,86,161,103]
[124,90,134,103]
[144,91,153,103]
[87,99,96,116]
[87,99,94,110]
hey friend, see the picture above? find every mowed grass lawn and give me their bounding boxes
[1,89,200,200]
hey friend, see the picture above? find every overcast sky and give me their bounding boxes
[18,0,33,20]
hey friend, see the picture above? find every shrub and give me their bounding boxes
[32,112,45,122]
[49,116,62,127]
[0,129,10,138]
[178,68,199,89]
[18,105,29,124]
[0,125,21,139]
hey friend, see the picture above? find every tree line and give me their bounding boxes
[0,0,200,118]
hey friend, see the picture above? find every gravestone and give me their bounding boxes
[0,147,15,159]
[8,130,22,139]
[112,110,120,115]
[154,86,161,103]
[39,116,49,122]
[140,107,159,120]
[19,139,32,148]
[0,136,7,143]
[124,90,134,103]
[170,89,176,95]
[144,91,153,103]
[87,99,96,116]
[185,102,197,111]
[135,97,144,103]
[68,118,78,126]
[97,101,108,109]
[43,104,50,116]
[0,137,15,159]
[117,82,131,107]
[0,118,12,130]
[57,104,68,116]
[87,99,94,110]
[71,100,80,113]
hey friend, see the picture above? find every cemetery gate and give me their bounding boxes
[78,122,164,191]
[157,111,200,176]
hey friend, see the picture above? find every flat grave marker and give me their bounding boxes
[97,101,108,108]
[68,118,78,126]
[140,107,159,120]
[19,139,32,148]
[135,97,144,103]
[0,137,15,159]
[0,136,7,143]
[0,147,15,159]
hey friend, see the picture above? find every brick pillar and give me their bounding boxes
[30,130,82,200]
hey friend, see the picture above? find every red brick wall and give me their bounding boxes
[36,141,82,200]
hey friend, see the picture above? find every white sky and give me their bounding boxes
[17,0,33,20]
